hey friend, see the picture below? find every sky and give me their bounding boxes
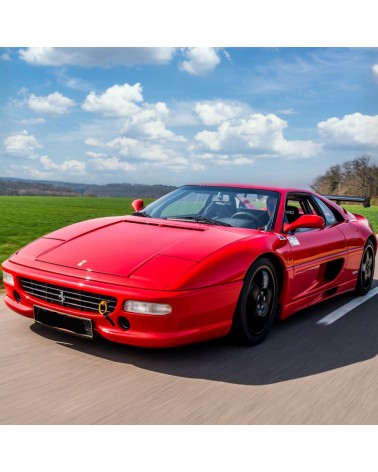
[1,0,378,190]
[1,46,378,189]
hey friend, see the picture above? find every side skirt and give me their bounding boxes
[278,278,357,320]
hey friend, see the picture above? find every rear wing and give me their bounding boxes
[323,194,370,208]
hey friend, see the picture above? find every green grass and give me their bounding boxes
[343,205,378,232]
[0,196,154,264]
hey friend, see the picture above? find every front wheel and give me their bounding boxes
[231,258,279,345]
[354,240,375,296]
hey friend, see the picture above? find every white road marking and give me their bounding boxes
[317,286,378,325]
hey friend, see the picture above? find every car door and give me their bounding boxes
[282,193,348,304]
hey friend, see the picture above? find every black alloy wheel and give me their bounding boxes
[355,240,375,295]
[232,257,279,345]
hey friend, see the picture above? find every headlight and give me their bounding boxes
[124,300,172,315]
[2,271,15,286]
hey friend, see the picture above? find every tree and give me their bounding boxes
[343,155,373,195]
[312,155,378,197]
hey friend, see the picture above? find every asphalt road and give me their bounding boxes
[1,260,377,425]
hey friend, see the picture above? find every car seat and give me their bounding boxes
[285,205,300,224]
[203,195,237,218]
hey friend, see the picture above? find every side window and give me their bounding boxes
[312,196,338,226]
[284,199,302,224]
[284,194,319,232]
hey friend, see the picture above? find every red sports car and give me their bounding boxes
[2,184,376,348]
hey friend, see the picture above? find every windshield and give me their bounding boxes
[139,185,280,230]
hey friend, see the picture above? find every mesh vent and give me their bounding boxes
[20,278,117,314]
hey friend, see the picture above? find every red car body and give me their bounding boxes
[2,184,376,348]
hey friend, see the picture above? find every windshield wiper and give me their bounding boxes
[132,211,152,218]
[168,216,231,227]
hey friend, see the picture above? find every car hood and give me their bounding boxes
[33,216,250,279]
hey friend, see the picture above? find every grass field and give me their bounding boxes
[344,205,378,230]
[0,196,154,264]
[0,196,377,266]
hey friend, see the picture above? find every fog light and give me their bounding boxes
[118,316,131,330]
[2,271,14,286]
[124,300,172,315]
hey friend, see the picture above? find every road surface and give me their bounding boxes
[0,259,377,425]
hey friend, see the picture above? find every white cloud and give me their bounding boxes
[194,101,249,126]
[60,160,86,173]
[1,51,11,61]
[223,50,232,63]
[55,69,91,91]
[195,130,222,151]
[82,83,143,117]
[39,156,56,169]
[144,157,190,173]
[19,47,177,67]
[192,163,206,172]
[318,113,378,147]
[27,92,75,115]
[194,152,255,167]
[121,101,185,142]
[125,101,169,125]
[20,167,56,180]
[138,154,206,174]
[179,48,221,75]
[86,145,192,174]
[107,136,172,162]
[4,130,43,157]
[195,114,321,158]
[40,155,86,174]
[84,137,105,147]
[140,120,179,141]
[85,151,106,159]
[166,101,199,127]
[89,156,136,172]
[84,133,191,174]
[17,117,46,125]
[372,64,378,81]
[233,156,255,165]
[83,84,184,142]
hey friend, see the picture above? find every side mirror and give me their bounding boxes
[131,199,144,212]
[283,215,324,233]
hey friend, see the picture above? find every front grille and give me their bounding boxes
[20,277,117,314]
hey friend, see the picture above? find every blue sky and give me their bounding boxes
[1,46,378,188]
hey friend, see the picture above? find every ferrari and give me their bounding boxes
[2,184,376,348]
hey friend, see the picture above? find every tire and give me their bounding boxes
[232,257,279,345]
[354,240,375,296]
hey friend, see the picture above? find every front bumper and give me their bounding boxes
[2,261,242,348]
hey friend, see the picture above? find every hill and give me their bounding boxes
[0,178,177,198]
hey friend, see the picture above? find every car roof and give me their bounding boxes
[186,183,313,194]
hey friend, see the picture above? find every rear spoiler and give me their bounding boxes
[323,194,370,208]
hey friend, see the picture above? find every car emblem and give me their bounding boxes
[58,290,65,304]
[98,300,108,315]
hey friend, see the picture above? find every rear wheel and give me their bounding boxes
[354,240,375,295]
[232,258,279,345]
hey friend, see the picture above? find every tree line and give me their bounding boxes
[311,155,378,198]
[0,180,81,196]
[0,179,177,198]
